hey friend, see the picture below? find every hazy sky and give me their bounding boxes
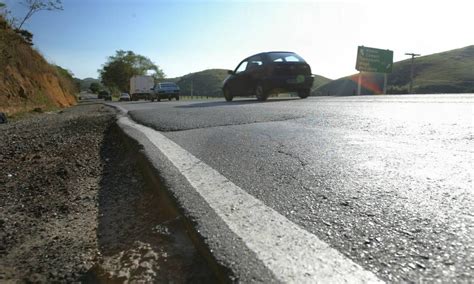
[4,0,473,79]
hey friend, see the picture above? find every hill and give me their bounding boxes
[165,69,331,97]
[76,77,100,91]
[314,45,474,96]
[0,16,77,115]
[175,69,228,97]
[311,74,332,90]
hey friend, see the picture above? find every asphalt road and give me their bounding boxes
[114,94,473,282]
[79,92,98,100]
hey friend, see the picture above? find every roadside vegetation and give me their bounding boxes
[0,14,77,116]
[97,50,164,95]
[0,1,79,116]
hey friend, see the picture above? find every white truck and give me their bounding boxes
[130,75,154,101]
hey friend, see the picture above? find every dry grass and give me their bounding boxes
[0,16,77,116]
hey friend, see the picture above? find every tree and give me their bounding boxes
[89,82,100,94]
[98,50,165,92]
[18,0,63,29]
[1,1,62,44]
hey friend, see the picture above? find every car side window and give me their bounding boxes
[235,61,248,73]
[246,55,263,71]
[269,53,303,62]
[284,55,300,62]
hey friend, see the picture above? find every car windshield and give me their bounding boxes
[267,52,305,63]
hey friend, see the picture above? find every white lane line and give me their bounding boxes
[119,116,383,283]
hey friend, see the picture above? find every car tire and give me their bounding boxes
[175,96,180,101]
[255,83,268,101]
[298,89,310,99]
[223,87,233,102]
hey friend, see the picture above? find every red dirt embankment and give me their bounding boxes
[0,16,77,116]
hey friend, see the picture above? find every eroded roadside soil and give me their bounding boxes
[0,102,215,283]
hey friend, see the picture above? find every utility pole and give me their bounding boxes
[405,53,420,94]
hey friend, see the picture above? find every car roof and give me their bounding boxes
[251,51,296,57]
[243,51,297,61]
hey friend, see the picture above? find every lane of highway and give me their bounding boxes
[112,94,474,282]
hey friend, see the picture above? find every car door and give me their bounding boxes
[228,59,250,96]
[245,55,265,93]
[230,56,265,96]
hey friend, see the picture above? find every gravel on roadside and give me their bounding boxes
[0,102,214,283]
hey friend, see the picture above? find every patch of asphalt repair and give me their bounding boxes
[112,104,383,283]
[125,102,303,132]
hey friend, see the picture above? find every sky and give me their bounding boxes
[4,0,474,79]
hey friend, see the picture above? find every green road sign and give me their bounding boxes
[356,46,393,73]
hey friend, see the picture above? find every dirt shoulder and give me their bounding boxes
[0,102,214,283]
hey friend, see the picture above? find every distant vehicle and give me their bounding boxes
[223,51,314,101]
[98,90,111,101]
[119,93,131,101]
[104,93,112,101]
[130,75,154,101]
[153,82,180,101]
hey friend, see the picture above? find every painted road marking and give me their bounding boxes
[118,116,383,283]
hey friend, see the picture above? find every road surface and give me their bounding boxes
[112,94,473,282]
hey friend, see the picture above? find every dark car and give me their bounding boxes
[153,82,180,101]
[223,51,314,101]
[98,90,112,101]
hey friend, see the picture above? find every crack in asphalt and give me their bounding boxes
[276,146,309,168]
[137,116,305,133]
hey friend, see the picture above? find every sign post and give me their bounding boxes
[356,46,393,95]
[357,72,362,96]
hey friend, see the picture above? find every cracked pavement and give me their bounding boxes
[113,95,474,282]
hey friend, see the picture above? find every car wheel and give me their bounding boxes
[223,87,233,102]
[255,83,268,101]
[298,89,310,99]
[175,96,180,101]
